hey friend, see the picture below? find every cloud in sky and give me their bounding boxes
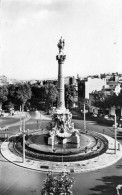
[1,0,72,21]
[1,0,122,80]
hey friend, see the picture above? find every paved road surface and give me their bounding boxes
[0,115,122,195]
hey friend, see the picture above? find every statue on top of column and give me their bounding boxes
[57,37,65,52]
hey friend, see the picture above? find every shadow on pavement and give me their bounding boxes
[89,176,122,195]
[116,164,122,169]
[71,110,114,127]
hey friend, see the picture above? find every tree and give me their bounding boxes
[91,90,119,114]
[45,84,58,110]
[91,91,104,109]
[15,83,32,111]
[117,89,122,108]
[65,84,77,108]
[0,85,8,109]
[31,84,45,100]
[8,84,17,106]
[29,84,46,110]
[106,93,118,108]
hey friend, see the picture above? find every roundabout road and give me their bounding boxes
[0,114,122,195]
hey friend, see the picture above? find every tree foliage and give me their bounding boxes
[31,84,45,99]
[8,84,17,104]
[117,89,122,107]
[0,85,8,108]
[65,84,77,108]
[15,83,32,110]
[92,90,122,111]
[45,84,58,108]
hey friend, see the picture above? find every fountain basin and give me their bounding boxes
[10,131,108,162]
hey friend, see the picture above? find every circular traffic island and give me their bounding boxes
[1,130,122,173]
[10,130,108,162]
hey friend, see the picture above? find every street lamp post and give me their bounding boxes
[20,105,22,132]
[19,106,26,163]
[23,119,25,163]
[114,114,117,154]
[62,147,63,163]
[84,103,86,133]
[39,114,41,129]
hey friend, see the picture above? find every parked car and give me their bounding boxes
[108,117,114,121]
[1,110,9,117]
[0,110,5,117]
[119,116,122,121]
[93,114,97,117]
[97,113,103,117]
[118,118,122,128]
[104,115,109,119]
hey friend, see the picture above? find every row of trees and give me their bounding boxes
[91,90,122,113]
[0,84,32,111]
[0,83,77,111]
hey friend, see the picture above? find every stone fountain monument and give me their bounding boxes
[48,37,80,146]
[4,37,109,165]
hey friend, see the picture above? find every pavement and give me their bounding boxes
[1,112,122,173]
[0,112,51,130]
[1,133,122,173]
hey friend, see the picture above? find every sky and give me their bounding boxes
[0,0,122,80]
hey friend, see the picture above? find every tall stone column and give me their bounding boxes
[56,37,66,111]
[47,37,80,146]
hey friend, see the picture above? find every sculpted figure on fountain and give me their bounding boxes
[51,112,74,133]
[57,36,65,52]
